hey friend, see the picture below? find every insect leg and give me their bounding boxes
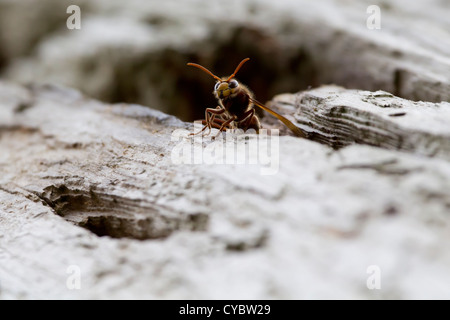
[215,115,237,138]
[238,108,261,133]
[238,108,255,130]
[205,106,223,135]
[190,106,226,136]
[202,118,232,130]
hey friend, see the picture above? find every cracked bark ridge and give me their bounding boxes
[268,86,450,159]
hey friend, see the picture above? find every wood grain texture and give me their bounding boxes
[1,82,450,299]
[268,86,450,159]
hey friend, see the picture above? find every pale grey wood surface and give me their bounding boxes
[1,82,449,299]
[269,86,450,159]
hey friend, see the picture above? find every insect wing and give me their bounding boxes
[250,98,306,138]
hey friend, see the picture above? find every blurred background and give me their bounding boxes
[0,0,449,122]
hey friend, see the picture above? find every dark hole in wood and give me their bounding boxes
[39,185,209,240]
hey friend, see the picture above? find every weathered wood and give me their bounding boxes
[1,0,449,300]
[1,0,449,121]
[268,86,450,159]
[1,82,450,299]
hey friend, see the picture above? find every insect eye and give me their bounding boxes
[214,82,221,91]
[228,80,239,89]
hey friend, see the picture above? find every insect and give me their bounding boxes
[187,58,306,138]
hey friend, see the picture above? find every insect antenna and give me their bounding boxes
[226,58,250,82]
[186,62,222,81]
